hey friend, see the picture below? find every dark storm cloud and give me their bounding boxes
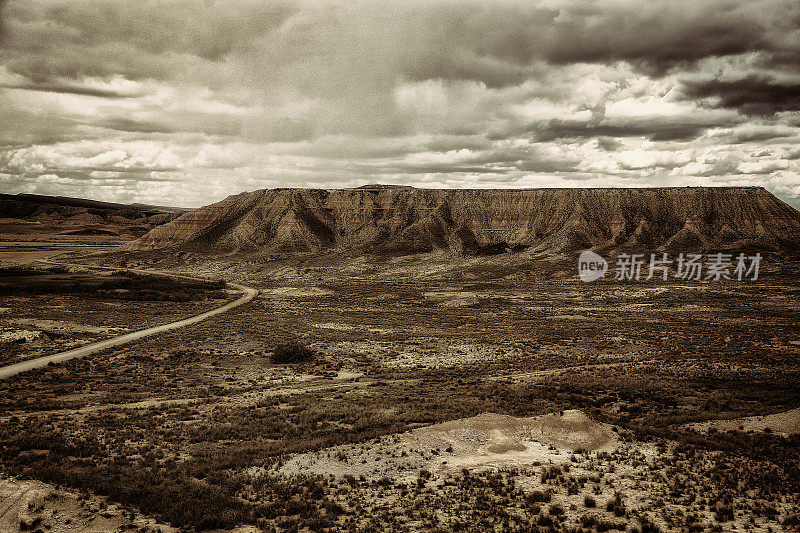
[96,118,176,135]
[489,111,743,143]
[597,137,623,152]
[395,0,799,85]
[680,76,800,116]
[3,0,796,91]
[0,94,85,147]
[1,0,799,206]
[2,163,183,181]
[0,0,7,41]
[533,119,711,142]
[375,144,580,175]
[381,164,508,175]
[52,168,181,179]
[0,1,297,84]
[515,159,578,173]
[0,82,136,98]
[277,135,497,163]
[541,2,771,73]
[290,142,418,161]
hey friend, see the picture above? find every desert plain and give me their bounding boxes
[0,188,798,532]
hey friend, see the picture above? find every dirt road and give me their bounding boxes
[0,261,258,379]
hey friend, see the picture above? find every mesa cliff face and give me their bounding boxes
[130,186,800,256]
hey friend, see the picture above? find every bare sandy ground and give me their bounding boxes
[0,476,175,532]
[268,411,676,530]
[268,410,791,532]
[687,407,800,436]
[6,318,129,335]
[277,410,620,482]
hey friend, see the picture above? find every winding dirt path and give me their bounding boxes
[0,260,257,379]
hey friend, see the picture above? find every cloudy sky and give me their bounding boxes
[1,0,799,208]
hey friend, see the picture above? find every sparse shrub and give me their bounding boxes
[713,499,734,522]
[272,342,315,364]
[606,491,626,517]
[639,515,662,533]
[783,514,800,528]
[581,514,599,528]
[527,489,552,504]
[584,495,596,508]
[714,506,733,522]
[548,503,564,516]
[540,465,562,483]
[581,514,627,530]
[18,516,43,531]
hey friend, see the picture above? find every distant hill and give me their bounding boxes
[130,187,800,256]
[0,193,187,237]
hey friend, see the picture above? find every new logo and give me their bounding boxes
[578,250,608,282]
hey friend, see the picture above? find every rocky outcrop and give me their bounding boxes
[130,186,800,256]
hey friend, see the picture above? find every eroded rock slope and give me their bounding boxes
[131,186,800,256]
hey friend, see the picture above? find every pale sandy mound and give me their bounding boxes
[277,410,618,480]
[533,410,618,451]
[410,410,618,454]
[687,407,800,437]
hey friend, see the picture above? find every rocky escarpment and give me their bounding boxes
[130,186,800,256]
[0,193,184,236]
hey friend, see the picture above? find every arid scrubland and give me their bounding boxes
[0,252,798,531]
[0,266,229,366]
[4,0,800,524]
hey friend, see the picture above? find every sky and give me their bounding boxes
[1,0,799,209]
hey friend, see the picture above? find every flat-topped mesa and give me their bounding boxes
[130,187,800,256]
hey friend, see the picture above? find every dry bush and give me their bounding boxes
[272,342,316,364]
